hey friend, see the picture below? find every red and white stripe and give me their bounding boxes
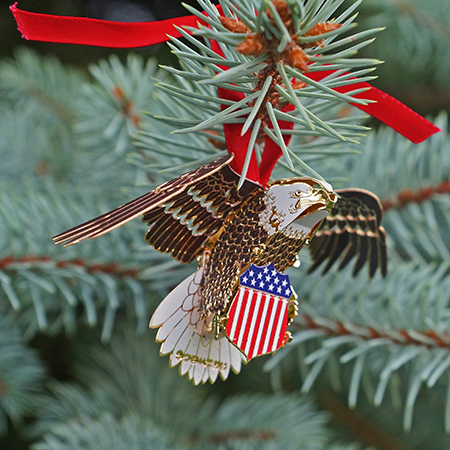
[226,287,289,360]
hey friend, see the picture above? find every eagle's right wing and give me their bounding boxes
[308,188,387,278]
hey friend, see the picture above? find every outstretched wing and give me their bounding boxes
[53,154,261,263]
[308,188,387,278]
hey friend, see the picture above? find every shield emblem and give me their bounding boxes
[226,263,292,360]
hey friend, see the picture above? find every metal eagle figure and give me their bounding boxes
[53,153,387,385]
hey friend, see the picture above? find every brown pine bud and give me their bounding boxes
[291,80,307,90]
[303,22,342,47]
[283,42,309,72]
[236,33,266,55]
[268,0,292,28]
[219,16,249,34]
[305,22,342,37]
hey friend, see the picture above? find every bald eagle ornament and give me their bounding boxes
[53,154,387,384]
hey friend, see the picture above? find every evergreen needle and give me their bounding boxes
[265,103,294,169]
[286,67,370,106]
[204,57,268,84]
[241,76,272,136]
[238,119,262,189]
[276,62,314,130]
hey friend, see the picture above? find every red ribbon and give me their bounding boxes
[10,2,441,184]
[306,70,439,146]
[9,3,201,48]
[219,88,295,186]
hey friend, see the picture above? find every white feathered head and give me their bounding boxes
[260,177,337,238]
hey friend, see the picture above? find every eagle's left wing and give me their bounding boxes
[52,154,235,247]
[52,155,262,265]
[308,188,387,278]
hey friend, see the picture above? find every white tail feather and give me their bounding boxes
[150,267,246,385]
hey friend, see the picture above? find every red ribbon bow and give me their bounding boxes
[10,2,441,185]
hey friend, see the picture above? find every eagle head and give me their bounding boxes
[260,177,337,238]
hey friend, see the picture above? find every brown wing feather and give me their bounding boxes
[53,154,263,267]
[144,208,207,264]
[308,188,388,278]
[141,164,260,263]
[52,154,234,247]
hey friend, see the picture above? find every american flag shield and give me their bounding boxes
[226,263,292,360]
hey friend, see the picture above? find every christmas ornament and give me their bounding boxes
[9,0,399,384]
[8,0,409,383]
[53,154,387,384]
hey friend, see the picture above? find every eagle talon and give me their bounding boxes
[281,331,292,347]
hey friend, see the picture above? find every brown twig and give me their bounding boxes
[112,85,141,128]
[0,256,142,278]
[209,429,276,443]
[317,390,410,450]
[381,180,450,211]
[0,377,7,396]
[295,313,450,349]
